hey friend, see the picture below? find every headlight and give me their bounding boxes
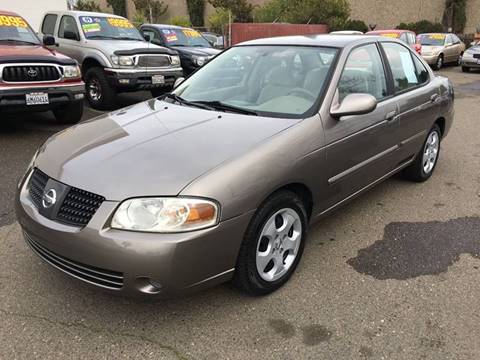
[19,149,39,188]
[170,55,181,66]
[63,65,81,79]
[111,55,134,66]
[111,197,219,233]
[193,56,207,67]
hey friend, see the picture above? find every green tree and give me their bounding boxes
[187,0,205,27]
[397,20,444,34]
[208,7,232,34]
[169,15,192,27]
[443,0,467,33]
[106,0,126,17]
[254,0,350,30]
[133,0,169,23]
[74,0,101,12]
[208,0,253,22]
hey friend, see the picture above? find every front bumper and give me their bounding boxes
[104,67,183,91]
[15,172,253,297]
[421,54,439,65]
[0,82,85,112]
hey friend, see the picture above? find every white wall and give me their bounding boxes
[0,0,68,31]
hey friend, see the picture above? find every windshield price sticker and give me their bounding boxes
[183,29,201,38]
[107,18,134,28]
[80,16,101,32]
[381,33,400,38]
[0,15,28,28]
[429,34,446,40]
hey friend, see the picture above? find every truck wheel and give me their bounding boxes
[53,101,84,124]
[151,87,171,98]
[85,67,116,110]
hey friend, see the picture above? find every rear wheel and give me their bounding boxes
[85,67,116,110]
[456,52,463,66]
[402,124,441,182]
[53,101,83,124]
[232,191,307,295]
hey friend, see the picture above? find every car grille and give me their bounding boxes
[2,65,61,82]
[24,232,124,290]
[137,55,171,67]
[28,168,105,227]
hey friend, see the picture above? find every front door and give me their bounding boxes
[321,43,400,210]
[56,15,82,61]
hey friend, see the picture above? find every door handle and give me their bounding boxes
[385,110,398,121]
[430,94,440,103]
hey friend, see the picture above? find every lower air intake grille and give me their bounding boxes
[24,232,124,290]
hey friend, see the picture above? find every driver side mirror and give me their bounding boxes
[143,33,151,42]
[330,93,377,119]
[174,77,185,88]
[43,35,55,46]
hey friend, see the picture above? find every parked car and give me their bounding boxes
[39,11,183,109]
[17,35,454,297]
[0,10,84,123]
[366,29,421,54]
[201,31,224,49]
[416,33,465,70]
[330,30,364,35]
[461,41,480,72]
[140,24,221,76]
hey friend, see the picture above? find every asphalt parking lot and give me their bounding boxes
[1,66,480,359]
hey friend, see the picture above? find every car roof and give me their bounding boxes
[238,34,382,48]
[142,24,187,30]
[43,10,125,19]
[0,9,20,16]
[367,29,413,34]
[418,33,449,35]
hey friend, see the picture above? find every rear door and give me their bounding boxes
[321,42,400,209]
[380,41,439,162]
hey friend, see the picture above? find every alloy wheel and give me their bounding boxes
[88,77,102,102]
[256,208,302,282]
[422,130,440,174]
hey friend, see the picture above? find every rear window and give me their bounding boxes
[42,14,57,35]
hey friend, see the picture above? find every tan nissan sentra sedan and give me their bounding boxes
[418,33,465,70]
[16,35,454,297]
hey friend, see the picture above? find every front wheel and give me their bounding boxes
[434,55,443,70]
[402,124,441,182]
[84,67,117,110]
[53,101,83,124]
[232,191,307,295]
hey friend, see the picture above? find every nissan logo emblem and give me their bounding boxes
[42,189,57,208]
[27,69,38,78]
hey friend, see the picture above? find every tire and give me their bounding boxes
[53,101,83,124]
[232,190,308,295]
[462,66,470,73]
[151,87,171,98]
[84,67,116,110]
[456,53,463,66]
[402,124,442,182]
[434,54,443,70]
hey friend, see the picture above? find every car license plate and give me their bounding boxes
[26,92,49,106]
[152,75,165,85]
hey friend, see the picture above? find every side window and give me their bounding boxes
[412,55,429,84]
[409,33,416,45]
[382,42,421,92]
[399,33,408,44]
[142,29,156,41]
[338,44,388,102]
[58,15,79,39]
[445,34,453,45]
[452,34,460,44]
[41,14,57,35]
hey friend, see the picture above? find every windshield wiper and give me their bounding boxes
[87,35,119,40]
[0,39,38,45]
[191,101,259,116]
[162,93,215,111]
[116,37,142,41]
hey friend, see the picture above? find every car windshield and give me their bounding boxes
[172,45,338,118]
[160,28,211,47]
[0,14,39,45]
[418,34,446,46]
[79,16,143,41]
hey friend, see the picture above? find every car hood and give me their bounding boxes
[0,44,76,64]
[175,46,221,57]
[35,99,300,200]
[86,39,175,56]
[421,45,444,53]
